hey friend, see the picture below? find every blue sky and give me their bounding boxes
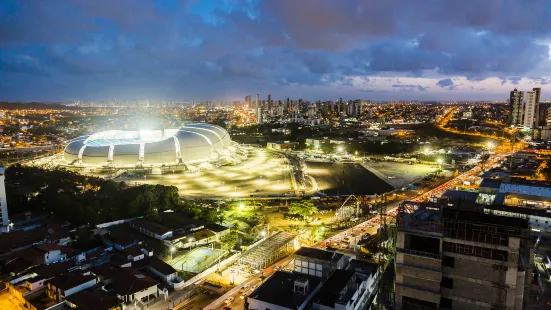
[1,0,551,101]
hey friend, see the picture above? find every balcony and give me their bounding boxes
[397,247,441,260]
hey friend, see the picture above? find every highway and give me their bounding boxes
[200,149,510,309]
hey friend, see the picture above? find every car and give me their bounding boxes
[240,294,247,299]
[222,307,231,310]
[225,297,235,304]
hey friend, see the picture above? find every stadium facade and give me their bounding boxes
[64,123,235,167]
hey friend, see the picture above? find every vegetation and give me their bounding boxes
[6,164,182,225]
[288,199,318,220]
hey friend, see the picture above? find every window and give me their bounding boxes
[441,277,453,289]
[442,256,455,268]
[440,297,452,309]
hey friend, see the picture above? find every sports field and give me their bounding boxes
[171,247,226,273]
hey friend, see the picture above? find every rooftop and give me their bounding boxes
[346,259,377,277]
[147,256,177,276]
[49,273,96,291]
[130,218,172,236]
[294,247,343,263]
[249,271,322,309]
[65,285,120,310]
[312,269,356,307]
[110,268,159,296]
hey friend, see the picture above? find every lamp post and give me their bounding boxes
[170,246,175,261]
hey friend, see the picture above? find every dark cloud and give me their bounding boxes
[437,78,456,90]
[0,0,550,101]
[391,84,427,92]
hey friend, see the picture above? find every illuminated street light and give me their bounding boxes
[170,246,175,261]
[423,147,431,155]
[337,146,344,153]
[260,230,266,237]
[487,141,494,149]
[238,202,245,210]
[437,158,443,165]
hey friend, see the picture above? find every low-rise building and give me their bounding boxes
[47,272,97,302]
[293,247,349,278]
[247,271,323,310]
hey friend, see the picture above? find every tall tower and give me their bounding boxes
[534,87,541,104]
[509,88,524,126]
[245,95,251,108]
[524,91,537,128]
[256,94,261,124]
[0,168,9,232]
[267,93,272,110]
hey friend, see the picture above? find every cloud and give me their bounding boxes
[0,0,550,101]
[391,84,427,92]
[437,78,456,90]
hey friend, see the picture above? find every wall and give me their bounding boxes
[181,253,240,289]
[44,250,65,265]
[63,278,97,297]
[132,285,158,302]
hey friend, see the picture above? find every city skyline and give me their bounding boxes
[1,0,551,102]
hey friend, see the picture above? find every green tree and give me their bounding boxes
[220,231,239,249]
[288,200,318,220]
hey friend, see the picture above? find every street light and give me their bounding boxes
[337,146,344,153]
[423,147,431,155]
[487,141,494,149]
[260,230,266,237]
[170,246,175,261]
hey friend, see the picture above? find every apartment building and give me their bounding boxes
[395,200,531,310]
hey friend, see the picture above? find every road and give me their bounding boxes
[202,257,293,310]
[315,151,508,252]
[201,151,509,309]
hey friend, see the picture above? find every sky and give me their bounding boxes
[1,0,551,102]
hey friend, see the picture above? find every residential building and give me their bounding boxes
[256,94,261,124]
[395,200,531,310]
[65,285,121,310]
[110,268,159,305]
[509,88,524,126]
[293,247,349,278]
[524,91,537,128]
[311,263,377,310]
[47,272,97,302]
[247,271,322,310]
[147,256,178,284]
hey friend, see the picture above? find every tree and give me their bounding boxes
[480,153,490,170]
[288,200,318,220]
[220,231,239,249]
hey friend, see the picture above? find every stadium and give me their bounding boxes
[63,123,238,168]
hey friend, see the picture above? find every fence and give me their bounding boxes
[180,253,240,289]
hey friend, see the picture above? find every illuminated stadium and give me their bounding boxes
[63,123,237,167]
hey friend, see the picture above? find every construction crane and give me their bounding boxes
[335,195,362,220]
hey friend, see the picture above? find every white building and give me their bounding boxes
[0,167,9,232]
[524,90,537,128]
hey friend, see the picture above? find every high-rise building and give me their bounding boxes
[0,168,9,233]
[267,93,272,110]
[256,94,261,124]
[509,88,524,126]
[395,200,531,310]
[533,87,541,104]
[524,90,537,128]
[245,95,251,108]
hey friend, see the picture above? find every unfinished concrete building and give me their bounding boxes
[395,199,532,310]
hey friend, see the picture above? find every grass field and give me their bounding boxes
[171,247,225,274]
